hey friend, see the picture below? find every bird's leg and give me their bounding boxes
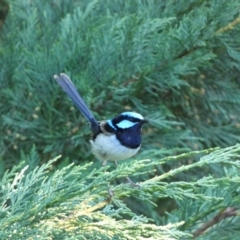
[102,161,114,201]
[114,161,139,187]
[102,160,107,167]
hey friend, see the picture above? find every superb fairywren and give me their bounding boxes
[54,73,147,172]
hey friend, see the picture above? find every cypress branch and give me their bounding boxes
[1,145,240,238]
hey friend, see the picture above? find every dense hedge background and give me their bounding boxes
[0,0,240,239]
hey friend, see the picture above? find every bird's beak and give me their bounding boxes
[142,119,148,124]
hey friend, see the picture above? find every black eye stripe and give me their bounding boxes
[128,117,139,122]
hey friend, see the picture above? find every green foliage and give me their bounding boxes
[1,0,240,239]
[1,145,240,239]
[1,0,240,169]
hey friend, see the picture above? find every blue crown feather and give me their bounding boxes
[121,112,144,120]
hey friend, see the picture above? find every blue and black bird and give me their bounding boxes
[54,73,147,174]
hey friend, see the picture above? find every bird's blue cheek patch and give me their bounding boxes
[116,120,137,129]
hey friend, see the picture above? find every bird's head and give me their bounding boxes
[107,112,147,131]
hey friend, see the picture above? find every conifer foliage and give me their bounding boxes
[0,0,240,239]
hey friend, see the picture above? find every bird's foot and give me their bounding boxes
[125,176,140,188]
[105,184,114,202]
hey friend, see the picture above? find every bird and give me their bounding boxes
[54,73,147,184]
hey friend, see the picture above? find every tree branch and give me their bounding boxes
[192,207,238,238]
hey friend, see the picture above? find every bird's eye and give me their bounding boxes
[129,117,134,122]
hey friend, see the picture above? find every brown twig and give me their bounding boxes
[216,17,240,34]
[192,207,238,238]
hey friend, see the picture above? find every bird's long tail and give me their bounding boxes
[54,73,99,134]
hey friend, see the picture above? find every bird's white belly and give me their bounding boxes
[90,133,140,164]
